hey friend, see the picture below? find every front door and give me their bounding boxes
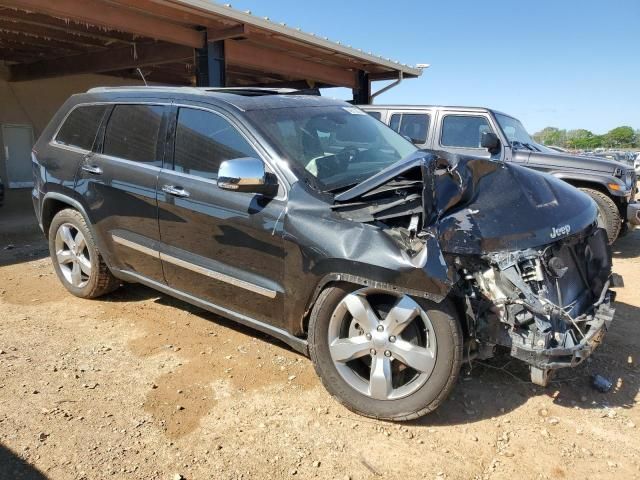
[2,124,34,188]
[77,102,168,282]
[435,112,496,159]
[157,106,286,327]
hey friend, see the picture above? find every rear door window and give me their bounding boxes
[55,105,108,151]
[440,115,493,148]
[389,113,430,144]
[173,107,258,180]
[103,104,164,166]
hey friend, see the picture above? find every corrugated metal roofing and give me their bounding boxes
[171,0,423,78]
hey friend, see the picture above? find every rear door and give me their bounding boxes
[157,104,287,327]
[76,102,168,282]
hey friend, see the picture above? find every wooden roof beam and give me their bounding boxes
[102,0,232,28]
[9,42,194,81]
[1,0,205,48]
[105,68,193,85]
[0,18,123,48]
[207,24,249,42]
[225,40,357,89]
[0,29,86,52]
[0,9,138,44]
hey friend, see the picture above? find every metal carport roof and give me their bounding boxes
[0,0,422,101]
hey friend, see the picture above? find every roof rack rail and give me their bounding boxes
[202,87,320,96]
[87,86,202,94]
[87,86,320,96]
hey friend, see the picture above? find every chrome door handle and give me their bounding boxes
[162,185,190,198]
[81,164,103,175]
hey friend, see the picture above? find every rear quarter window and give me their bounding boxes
[55,105,108,151]
[389,113,430,144]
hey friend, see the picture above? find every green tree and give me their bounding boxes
[566,129,603,149]
[533,125,639,150]
[605,126,635,147]
[533,127,566,146]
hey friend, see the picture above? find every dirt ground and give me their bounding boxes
[1,189,639,480]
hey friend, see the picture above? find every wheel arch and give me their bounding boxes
[552,173,625,204]
[40,192,116,271]
[299,272,452,336]
[41,192,92,239]
[562,179,612,197]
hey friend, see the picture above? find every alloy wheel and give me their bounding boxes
[327,288,437,400]
[55,223,92,288]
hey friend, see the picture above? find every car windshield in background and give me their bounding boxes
[246,106,418,191]
[494,113,553,152]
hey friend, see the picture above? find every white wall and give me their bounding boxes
[0,65,145,185]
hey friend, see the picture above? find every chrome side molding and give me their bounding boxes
[111,234,277,298]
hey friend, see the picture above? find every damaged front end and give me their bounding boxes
[333,152,620,385]
[457,226,620,384]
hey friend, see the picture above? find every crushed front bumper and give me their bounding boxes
[627,202,640,226]
[510,290,616,370]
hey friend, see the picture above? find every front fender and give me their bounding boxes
[281,183,458,335]
[551,171,629,198]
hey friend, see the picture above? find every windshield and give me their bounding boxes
[495,113,535,145]
[495,113,558,154]
[246,105,418,191]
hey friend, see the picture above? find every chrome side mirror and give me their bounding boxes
[217,157,277,195]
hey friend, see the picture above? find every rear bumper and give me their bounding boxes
[627,202,640,226]
[510,290,616,370]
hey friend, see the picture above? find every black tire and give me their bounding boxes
[579,188,622,244]
[48,208,120,298]
[308,285,463,421]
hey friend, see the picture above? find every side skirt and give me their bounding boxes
[113,268,309,356]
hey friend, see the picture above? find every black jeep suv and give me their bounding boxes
[32,87,618,420]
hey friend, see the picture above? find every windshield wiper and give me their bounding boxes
[324,181,360,194]
[522,142,540,152]
[511,140,535,151]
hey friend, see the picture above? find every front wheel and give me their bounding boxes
[308,285,462,421]
[579,188,622,244]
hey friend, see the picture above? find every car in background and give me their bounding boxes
[592,151,632,166]
[360,105,639,244]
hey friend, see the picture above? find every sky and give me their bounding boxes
[222,0,639,134]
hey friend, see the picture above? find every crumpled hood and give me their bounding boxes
[335,152,598,255]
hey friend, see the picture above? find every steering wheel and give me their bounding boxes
[335,147,359,170]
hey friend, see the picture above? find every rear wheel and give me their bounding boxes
[48,208,119,298]
[308,285,462,421]
[579,188,621,244]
